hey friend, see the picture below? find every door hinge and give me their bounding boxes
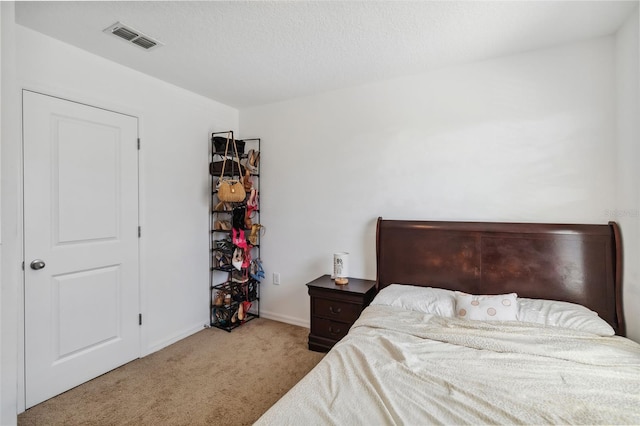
[22,261,25,271]
[138,226,141,238]
[137,138,140,150]
[139,314,142,325]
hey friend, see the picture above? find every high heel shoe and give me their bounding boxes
[214,219,232,231]
[237,302,244,321]
[249,151,260,173]
[232,247,244,271]
[243,170,253,192]
[244,210,253,230]
[248,224,264,246]
[247,189,258,211]
[241,301,252,320]
[241,149,260,173]
[232,228,248,249]
[249,258,265,281]
[213,251,231,269]
[214,201,232,212]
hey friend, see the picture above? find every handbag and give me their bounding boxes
[216,134,246,203]
[213,135,245,154]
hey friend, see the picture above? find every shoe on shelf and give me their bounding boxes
[214,201,232,212]
[214,252,231,269]
[215,239,233,253]
[247,188,258,211]
[213,291,225,307]
[248,224,264,246]
[214,219,232,231]
[243,170,253,192]
[249,258,265,281]
[232,247,244,271]
[238,302,245,321]
[241,149,260,174]
[231,269,248,283]
[241,301,252,319]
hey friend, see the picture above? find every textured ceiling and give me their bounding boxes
[16,1,638,108]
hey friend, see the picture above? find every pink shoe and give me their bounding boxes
[247,189,258,210]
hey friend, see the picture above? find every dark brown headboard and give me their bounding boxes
[376,218,625,336]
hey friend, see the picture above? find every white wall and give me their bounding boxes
[615,8,640,342]
[241,37,623,330]
[1,22,238,419]
[1,2,19,424]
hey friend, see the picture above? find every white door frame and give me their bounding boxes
[17,87,146,413]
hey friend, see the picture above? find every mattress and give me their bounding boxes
[255,304,640,425]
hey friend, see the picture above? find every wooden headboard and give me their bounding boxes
[376,218,625,336]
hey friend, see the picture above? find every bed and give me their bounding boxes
[255,218,640,425]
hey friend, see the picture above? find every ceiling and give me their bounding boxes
[15,1,638,109]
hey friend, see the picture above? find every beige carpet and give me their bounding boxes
[18,318,324,426]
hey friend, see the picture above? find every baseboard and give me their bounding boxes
[259,309,310,329]
[144,322,206,356]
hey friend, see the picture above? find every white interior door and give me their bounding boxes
[23,90,140,408]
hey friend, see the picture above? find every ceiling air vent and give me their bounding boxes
[103,22,163,51]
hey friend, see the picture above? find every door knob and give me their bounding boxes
[30,259,46,270]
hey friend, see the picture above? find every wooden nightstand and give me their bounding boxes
[306,275,377,352]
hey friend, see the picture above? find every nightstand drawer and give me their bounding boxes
[311,317,350,340]
[306,275,377,352]
[313,298,361,323]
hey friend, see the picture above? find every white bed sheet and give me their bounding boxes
[255,304,640,425]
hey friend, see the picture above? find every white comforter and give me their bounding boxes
[255,305,640,425]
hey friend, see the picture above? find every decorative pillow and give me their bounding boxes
[517,298,615,336]
[455,292,518,321]
[370,284,456,317]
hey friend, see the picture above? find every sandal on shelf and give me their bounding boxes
[248,224,264,246]
[243,170,253,192]
[247,189,258,211]
[242,301,252,318]
[232,228,248,249]
[215,308,230,325]
[244,210,253,230]
[214,252,231,269]
[213,291,225,307]
[241,149,260,174]
[214,201,232,212]
[215,239,233,252]
[249,258,265,281]
[232,247,244,271]
[231,269,248,283]
[238,302,245,321]
[242,246,251,269]
[214,220,232,231]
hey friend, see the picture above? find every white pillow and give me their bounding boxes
[371,284,456,317]
[455,292,518,321]
[517,298,615,336]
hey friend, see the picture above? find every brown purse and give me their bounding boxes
[216,134,246,203]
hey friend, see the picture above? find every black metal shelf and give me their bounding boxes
[209,130,261,332]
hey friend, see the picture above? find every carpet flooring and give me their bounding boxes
[18,318,325,426]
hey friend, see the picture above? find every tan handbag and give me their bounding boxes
[217,134,246,203]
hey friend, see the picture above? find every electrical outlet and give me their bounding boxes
[273,272,281,285]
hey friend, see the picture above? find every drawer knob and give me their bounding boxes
[329,326,341,336]
[329,306,342,315]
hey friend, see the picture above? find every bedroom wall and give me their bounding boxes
[240,37,620,329]
[1,22,238,417]
[1,2,19,424]
[615,8,640,343]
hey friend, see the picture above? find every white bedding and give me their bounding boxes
[255,304,640,425]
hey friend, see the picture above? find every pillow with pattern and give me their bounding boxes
[455,292,518,321]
